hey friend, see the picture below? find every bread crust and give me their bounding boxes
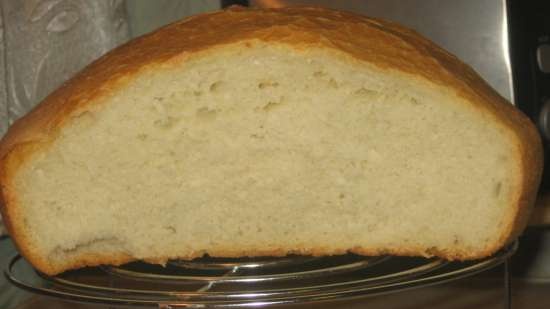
[0,6,542,275]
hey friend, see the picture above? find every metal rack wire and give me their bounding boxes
[4,242,516,308]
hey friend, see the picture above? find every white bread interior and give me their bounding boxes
[9,42,527,274]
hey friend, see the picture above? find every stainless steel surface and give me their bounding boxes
[5,243,516,308]
[538,99,550,140]
[537,44,550,73]
[125,0,220,37]
[0,0,129,129]
[252,0,514,102]
[0,9,8,140]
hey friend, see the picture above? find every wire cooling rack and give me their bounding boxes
[4,242,516,308]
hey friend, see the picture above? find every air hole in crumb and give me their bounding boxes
[196,107,218,121]
[165,226,177,233]
[154,116,179,129]
[68,111,96,133]
[313,71,327,77]
[262,101,282,112]
[409,97,422,105]
[209,81,223,92]
[258,81,279,89]
[354,87,378,97]
[339,193,345,199]
[250,133,264,139]
[494,182,502,197]
[137,133,148,140]
[328,78,339,88]
[453,236,459,245]
[193,90,203,97]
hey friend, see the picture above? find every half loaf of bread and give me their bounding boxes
[0,6,543,275]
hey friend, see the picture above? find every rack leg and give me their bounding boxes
[504,258,511,309]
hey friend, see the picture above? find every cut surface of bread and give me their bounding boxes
[0,6,542,276]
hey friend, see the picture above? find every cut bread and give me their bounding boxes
[0,6,543,276]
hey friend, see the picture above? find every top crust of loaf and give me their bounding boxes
[0,6,543,273]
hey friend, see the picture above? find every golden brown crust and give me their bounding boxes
[0,143,47,272]
[496,121,543,248]
[0,6,543,275]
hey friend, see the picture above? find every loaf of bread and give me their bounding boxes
[0,6,543,276]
